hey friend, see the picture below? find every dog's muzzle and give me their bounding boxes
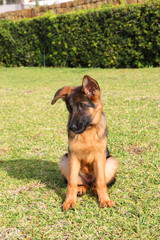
[69,124,87,134]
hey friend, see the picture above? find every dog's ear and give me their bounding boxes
[82,75,100,98]
[51,86,73,105]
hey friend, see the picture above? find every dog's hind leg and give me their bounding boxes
[105,156,118,185]
[59,153,70,182]
[59,154,89,196]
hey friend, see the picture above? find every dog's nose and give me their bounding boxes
[69,124,77,132]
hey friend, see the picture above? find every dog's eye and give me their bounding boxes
[78,102,86,111]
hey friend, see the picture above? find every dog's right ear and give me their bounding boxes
[82,75,100,99]
[51,86,73,105]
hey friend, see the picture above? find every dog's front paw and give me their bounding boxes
[100,200,115,208]
[62,200,76,211]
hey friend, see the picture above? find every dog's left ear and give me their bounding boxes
[51,86,73,105]
[82,75,100,98]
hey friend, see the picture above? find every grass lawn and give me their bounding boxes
[0,67,159,239]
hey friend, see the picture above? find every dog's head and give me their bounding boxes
[51,75,102,134]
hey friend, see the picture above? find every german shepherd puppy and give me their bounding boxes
[51,75,118,211]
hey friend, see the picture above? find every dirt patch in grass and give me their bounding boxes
[126,145,151,155]
[0,228,24,239]
[0,148,9,155]
[22,90,34,94]
[7,182,46,195]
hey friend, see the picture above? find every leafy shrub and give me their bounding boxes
[0,20,42,66]
[0,2,159,67]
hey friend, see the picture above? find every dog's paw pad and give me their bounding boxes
[100,200,115,208]
[107,200,115,207]
[62,201,76,211]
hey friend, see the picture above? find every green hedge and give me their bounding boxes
[0,2,160,68]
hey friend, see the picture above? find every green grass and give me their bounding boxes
[0,67,159,239]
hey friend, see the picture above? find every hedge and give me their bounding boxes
[0,2,160,68]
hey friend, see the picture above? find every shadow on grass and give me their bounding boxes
[0,158,66,201]
[0,158,116,204]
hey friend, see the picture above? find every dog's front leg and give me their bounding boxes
[62,154,80,211]
[94,154,115,208]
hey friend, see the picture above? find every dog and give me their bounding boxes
[51,75,118,211]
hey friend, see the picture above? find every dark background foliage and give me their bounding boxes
[0,2,159,68]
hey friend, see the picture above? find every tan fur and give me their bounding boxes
[51,75,118,211]
[59,154,118,186]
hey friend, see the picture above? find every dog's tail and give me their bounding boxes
[105,156,118,185]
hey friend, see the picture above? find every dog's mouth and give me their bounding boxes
[72,126,87,134]
[69,119,91,135]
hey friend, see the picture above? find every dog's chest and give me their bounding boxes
[69,128,107,162]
